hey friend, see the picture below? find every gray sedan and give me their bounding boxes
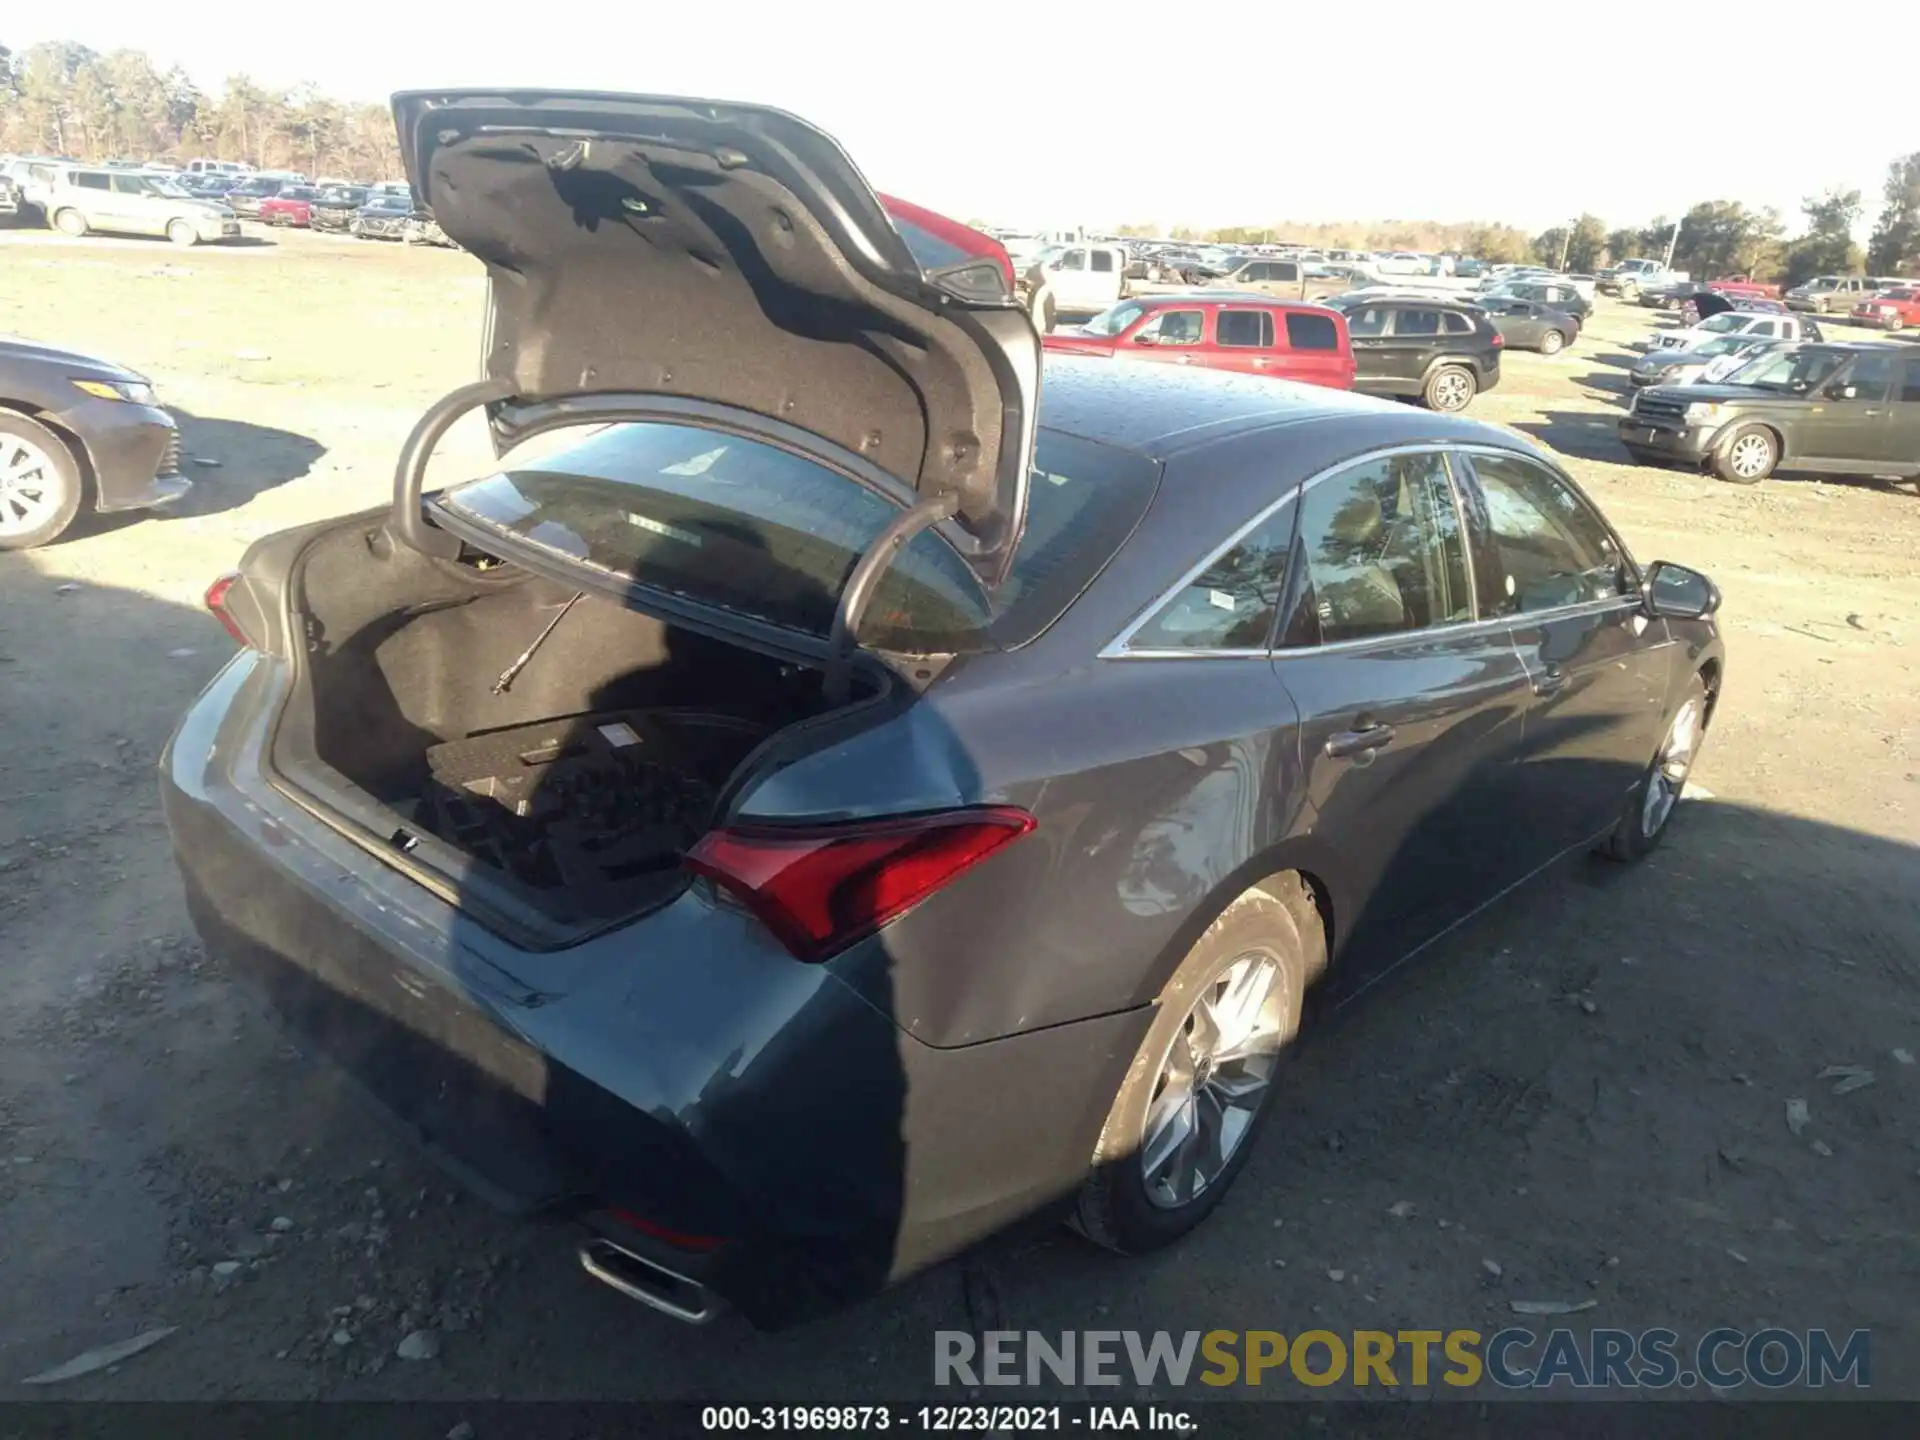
[1478,296,1582,354]
[165,89,1726,1331]
[0,338,189,548]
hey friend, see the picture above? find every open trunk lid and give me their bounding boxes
[390,89,1041,589]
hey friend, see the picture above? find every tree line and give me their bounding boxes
[1118,163,1920,285]
[7,36,1919,283]
[0,40,402,181]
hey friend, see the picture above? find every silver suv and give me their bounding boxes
[43,167,238,246]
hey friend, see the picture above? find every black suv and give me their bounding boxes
[1620,342,1920,484]
[1326,296,1503,411]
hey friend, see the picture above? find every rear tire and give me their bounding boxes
[1714,424,1777,484]
[1422,364,1476,412]
[167,219,198,246]
[0,412,85,550]
[53,207,87,237]
[1600,674,1708,861]
[1074,877,1321,1254]
[1539,329,1565,355]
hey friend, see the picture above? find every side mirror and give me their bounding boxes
[1644,561,1720,621]
[1132,332,1158,345]
[1825,383,1858,401]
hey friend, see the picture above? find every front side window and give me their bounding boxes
[1128,507,1295,652]
[1292,451,1471,646]
[1056,249,1086,271]
[73,172,111,191]
[1136,309,1204,346]
[110,174,148,195]
[1467,451,1626,615]
[1216,310,1273,348]
[1698,314,1745,334]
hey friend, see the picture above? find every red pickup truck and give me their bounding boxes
[1705,276,1778,300]
[1043,296,1355,389]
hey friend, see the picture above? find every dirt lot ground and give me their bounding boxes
[1,225,1916,1403]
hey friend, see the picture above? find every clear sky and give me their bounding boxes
[10,0,1909,236]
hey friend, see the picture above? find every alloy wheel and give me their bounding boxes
[0,433,62,538]
[1432,371,1471,410]
[1139,953,1286,1209]
[1642,696,1701,837]
[1728,433,1772,479]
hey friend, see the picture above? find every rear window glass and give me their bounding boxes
[1285,312,1339,350]
[439,424,1161,653]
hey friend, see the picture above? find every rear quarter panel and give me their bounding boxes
[744,421,1419,1047]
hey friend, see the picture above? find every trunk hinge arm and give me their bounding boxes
[823,490,961,705]
[388,377,519,559]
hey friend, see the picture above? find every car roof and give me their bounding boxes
[1130,292,1329,311]
[1037,353,1490,461]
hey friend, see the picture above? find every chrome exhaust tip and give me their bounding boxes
[579,1238,722,1325]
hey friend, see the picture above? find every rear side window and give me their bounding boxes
[1127,507,1295,652]
[441,423,1161,653]
[1217,310,1274,348]
[1394,309,1443,337]
[73,172,111,191]
[1844,352,1896,400]
[1090,249,1115,273]
[1443,312,1474,335]
[1291,451,1470,645]
[1347,306,1390,338]
[1286,312,1339,350]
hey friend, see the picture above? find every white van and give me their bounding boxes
[185,158,254,176]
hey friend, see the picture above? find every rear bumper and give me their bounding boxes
[163,656,1139,1326]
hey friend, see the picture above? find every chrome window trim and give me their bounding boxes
[1102,439,1649,664]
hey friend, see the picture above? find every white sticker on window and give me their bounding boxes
[1506,574,1517,596]
[625,512,703,547]
[1209,589,1238,611]
[597,722,642,748]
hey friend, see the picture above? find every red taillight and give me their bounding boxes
[685,807,1036,961]
[1490,331,1504,348]
[204,571,252,647]
[879,193,1017,301]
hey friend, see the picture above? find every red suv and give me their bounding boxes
[1043,296,1355,389]
[1851,286,1920,332]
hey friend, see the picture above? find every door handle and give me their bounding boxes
[1325,723,1396,759]
[1532,667,1568,698]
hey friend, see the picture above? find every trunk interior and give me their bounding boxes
[271,522,877,937]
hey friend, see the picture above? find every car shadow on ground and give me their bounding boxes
[1514,410,1629,464]
[63,407,326,542]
